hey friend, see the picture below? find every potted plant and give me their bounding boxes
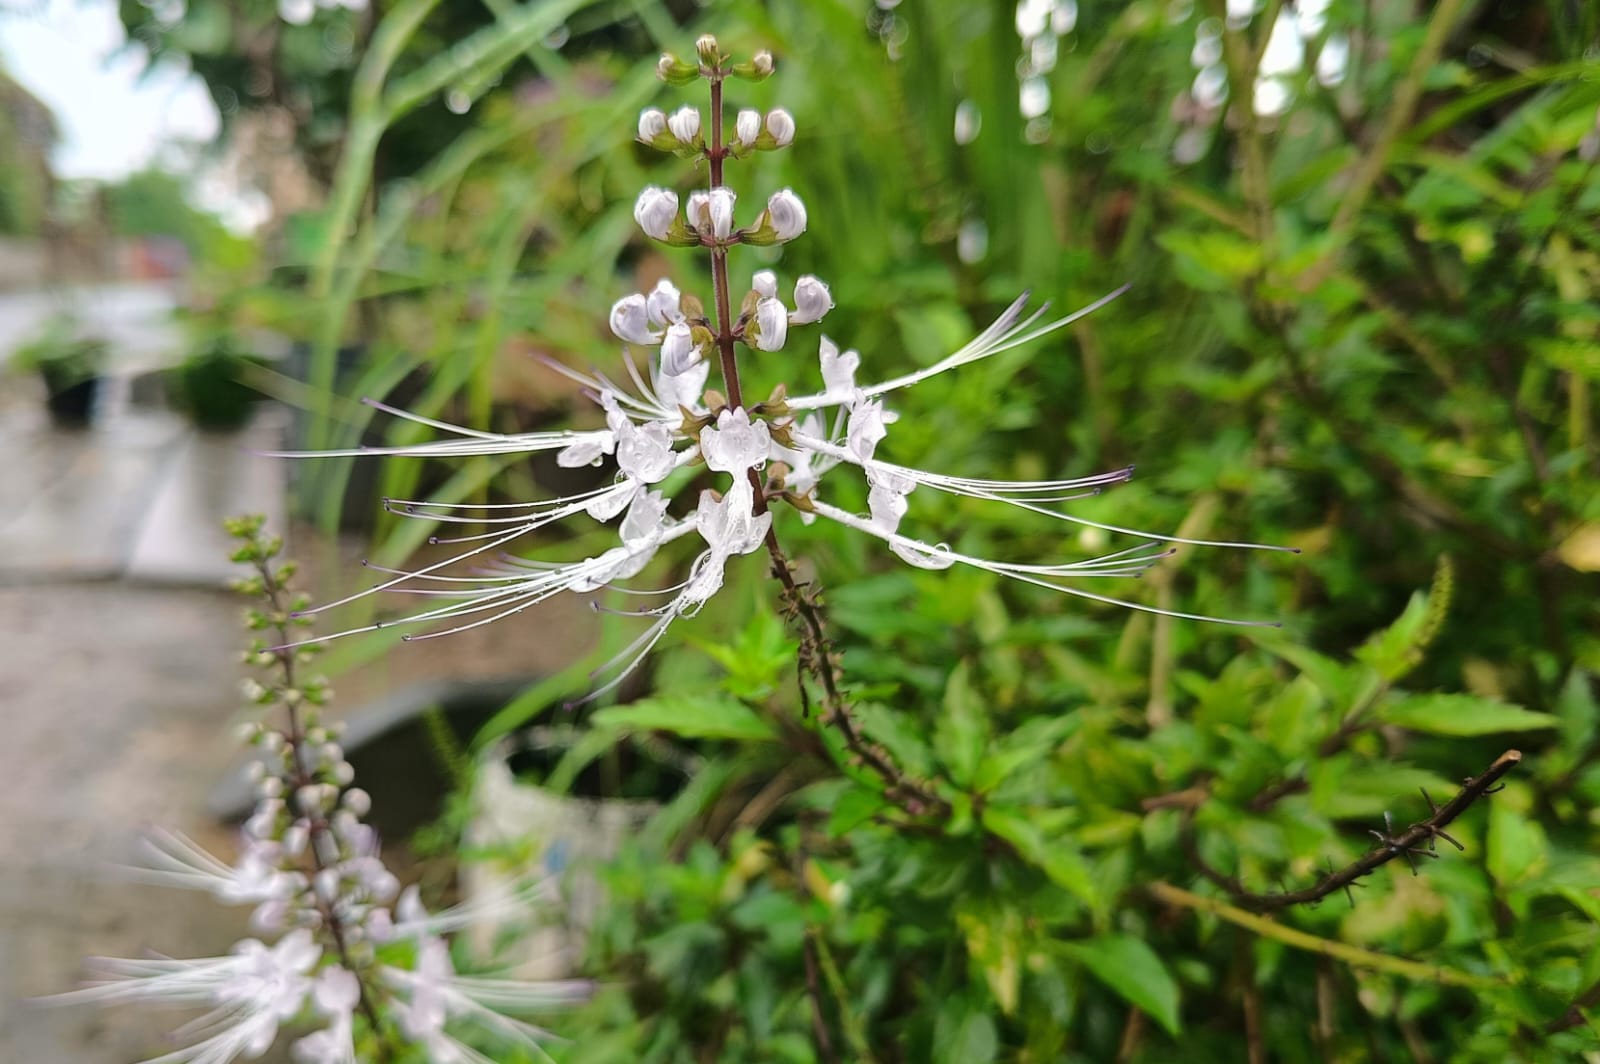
[11,317,109,428]
[166,334,268,432]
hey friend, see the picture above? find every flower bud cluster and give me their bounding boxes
[64,522,589,1063]
[656,36,773,86]
[634,185,808,249]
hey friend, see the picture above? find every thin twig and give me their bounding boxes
[1182,751,1521,911]
[801,930,839,1064]
[1149,881,1501,987]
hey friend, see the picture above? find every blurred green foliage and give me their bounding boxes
[199,0,1600,1058]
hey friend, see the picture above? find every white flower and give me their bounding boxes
[637,107,667,142]
[645,278,683,329]
[686,479,772,605]
[764,189,807,241]
[275,285,1287,706]
[660,321,703,376]
[667,104,701,144]
[790,275,832,325]
[846,394,894,462]
[867,475,910,533]
[751,296,789,352]
[766,108,796,146]
[707,186,736,240]
[620,489,671,548]
[616,419,676,484]
[278,0,314,24]
[685,189,709,231]
[818,337,860,396]
[610,293,660,346]
[752,269,778,300]
[700,407,772,474]
[54,930,321,1063]
[633,186,678,241]
[555,433,615,468]
[292,967,360,1064]
[735,108,761,148]
[380,931,592,1064]
[655,356,709,413]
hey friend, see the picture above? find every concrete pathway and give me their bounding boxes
[0,373,597,1059]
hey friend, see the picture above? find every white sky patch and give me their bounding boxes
[0,0,219,181]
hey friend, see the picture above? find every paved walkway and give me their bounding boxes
[0,377,596,1059]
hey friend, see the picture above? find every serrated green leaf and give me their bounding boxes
[1355,589,1428,681]
[972,714,1076,793]
[935,661,988,787]
[1062,934,1182,1036]
[589,696,778,742]
[981,806,1096,909]
[827,784,888,837]
[1380,694,1557,737]
[932,1002,997,1064]
[1487,798,1548,888]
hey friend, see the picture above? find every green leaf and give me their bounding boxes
[972,714,1077,793]
[1354,589,1428,681]
[932,1001,997,1064]
[981,806,1096,909]
[589,696,778,742]
[1062,934,1183,1036]
[1379,694,1557,737]
[1487,796,1548,889]
[853,701,936,779]
[957,902,1025,1015]
[935,661,988,787]
[827,784,888,838]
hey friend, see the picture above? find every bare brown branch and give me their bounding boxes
[1182,751,1521,912]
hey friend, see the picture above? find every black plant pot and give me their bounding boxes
[42,374,99,428]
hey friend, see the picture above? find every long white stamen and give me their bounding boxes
[791,431,1292,553]
[810,500,1280,627]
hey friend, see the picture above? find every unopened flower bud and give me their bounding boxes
[731,50,775,81]
[610,294,660,345]
[657,52,699,85]
[258,776,284,799]
[695,34,721,68]
[282,821,309,856]
[734,108,761,148]
[661,322,703,376]
[790,275,833,325]
[667,105,701,146]
[752,270,778,299]
[685,187,708,222]
[633,186,679,241]
[296,785,325,816]
[637,107,668,143]
[645,278,682,329]
[707,187,736,240]
[751,297,789,352]
[260,730,285,754]
[765,108,795,147]
[761,188,807,243]
[343,788,372,817]
[332,761,355,786]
